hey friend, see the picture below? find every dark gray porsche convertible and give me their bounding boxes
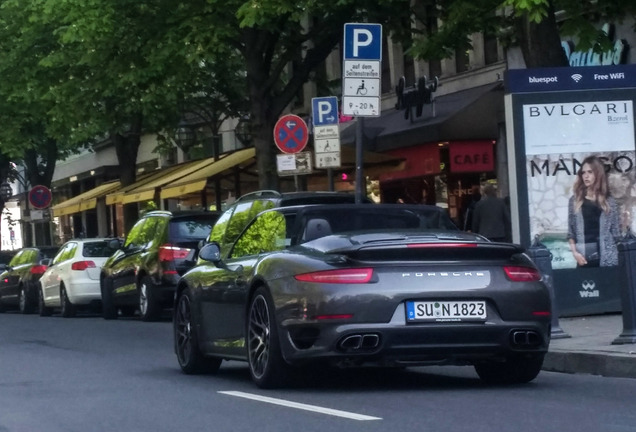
[173,203,551,388]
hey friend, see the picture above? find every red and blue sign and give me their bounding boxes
[273,114,308,154]
[29,185,52,209]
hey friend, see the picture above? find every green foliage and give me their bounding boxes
[408,0,636,64]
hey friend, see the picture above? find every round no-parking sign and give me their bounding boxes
[29,185,52,209]
[273,114,308,154]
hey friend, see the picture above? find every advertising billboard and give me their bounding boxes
[507,65,636,316]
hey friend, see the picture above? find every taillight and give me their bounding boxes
[30,265,48,275]
[159,244,191,262]
[504,266,541,282]
[71,261,96,271]
[407,243,478,248]
[295,268,373,283]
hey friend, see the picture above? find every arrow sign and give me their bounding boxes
[273,114,309,154]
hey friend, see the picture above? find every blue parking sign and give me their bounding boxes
[343,23,382,61]
[312,97,339,126]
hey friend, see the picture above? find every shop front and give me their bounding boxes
[379,140,496,227]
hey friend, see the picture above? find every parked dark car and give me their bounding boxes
[0,246,60,313]
[100,211,220,321]
[173,203,551,388]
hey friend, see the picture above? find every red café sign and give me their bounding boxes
[449,141,495,173]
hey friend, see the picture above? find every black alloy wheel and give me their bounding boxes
[247,287,289,389]
[18,286,34,314]
[174,289,221,374]
[139,276,161,322]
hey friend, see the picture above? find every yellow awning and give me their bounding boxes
[160,148,256,200]
[52,181,121,218]
[118,158,216,205]
[105,164,190,205]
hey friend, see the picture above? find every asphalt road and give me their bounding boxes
[1,311,635,432]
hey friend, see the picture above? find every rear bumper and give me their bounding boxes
[66,279,101,305]
[279,307,550,366]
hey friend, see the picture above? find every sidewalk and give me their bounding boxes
[543,313,636,379]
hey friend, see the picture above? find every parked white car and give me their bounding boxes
[38,238,121,317]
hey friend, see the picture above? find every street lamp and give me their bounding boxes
[0,182,12,201]
[174,120,197,154]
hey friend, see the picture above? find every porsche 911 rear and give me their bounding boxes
[272,234,551,384]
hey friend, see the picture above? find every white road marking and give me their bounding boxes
[219,390,382,421]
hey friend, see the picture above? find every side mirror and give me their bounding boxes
[199,242,221,263]
[39,258,52,266]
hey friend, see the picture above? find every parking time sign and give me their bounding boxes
[342,23,382,117]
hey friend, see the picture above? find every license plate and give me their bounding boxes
[406,301,487,322]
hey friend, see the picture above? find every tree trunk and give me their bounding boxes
[516,1,569,68]
[112,113,143,234]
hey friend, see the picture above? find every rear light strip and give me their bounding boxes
[295,268,373,284]
[504,266,541,282]
[71,261,96,271]
[159,244,191,262]
[30,265,48,275]
[406,243,478,248]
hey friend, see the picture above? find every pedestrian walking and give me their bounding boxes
[472,183,511,242]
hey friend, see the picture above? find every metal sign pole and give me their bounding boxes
[355,117,365,203]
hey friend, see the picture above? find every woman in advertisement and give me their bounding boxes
[567,155,620,267]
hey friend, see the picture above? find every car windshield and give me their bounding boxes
[82,241,119,258]
[300,205,457,241]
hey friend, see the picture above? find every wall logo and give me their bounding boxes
[571,73,583,83]
[579,279,600,298]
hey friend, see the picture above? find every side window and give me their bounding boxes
[23,250,37,264]
[145,217,168,248]
[232,211,286,258]
[52,244,72,265]
[208,207,234,244]
[9,251,24,267]
[65,243,78,261]
[222,202,254,254]
[124,218,148,249]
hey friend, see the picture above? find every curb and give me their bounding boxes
[544,351,636,379]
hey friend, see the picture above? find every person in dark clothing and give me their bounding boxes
[472,183,511,242]
[462,185,481,232]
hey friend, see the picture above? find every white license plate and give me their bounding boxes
[406,301,487,322]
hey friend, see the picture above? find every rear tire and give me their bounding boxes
[174,289,221,374]
[247,287,290,389]
[38,286,53,317]
[101,277,118,320]
[19,285,35,314]
[60,285,76,318]
[475,354,545,385]
[139,276,161,322]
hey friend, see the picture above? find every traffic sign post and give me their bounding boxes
[273,114,309,154]
[342,23,382,117]
[342,23,382,203]
[311,97,341,170]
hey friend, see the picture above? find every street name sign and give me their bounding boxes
[342,23,382,117]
